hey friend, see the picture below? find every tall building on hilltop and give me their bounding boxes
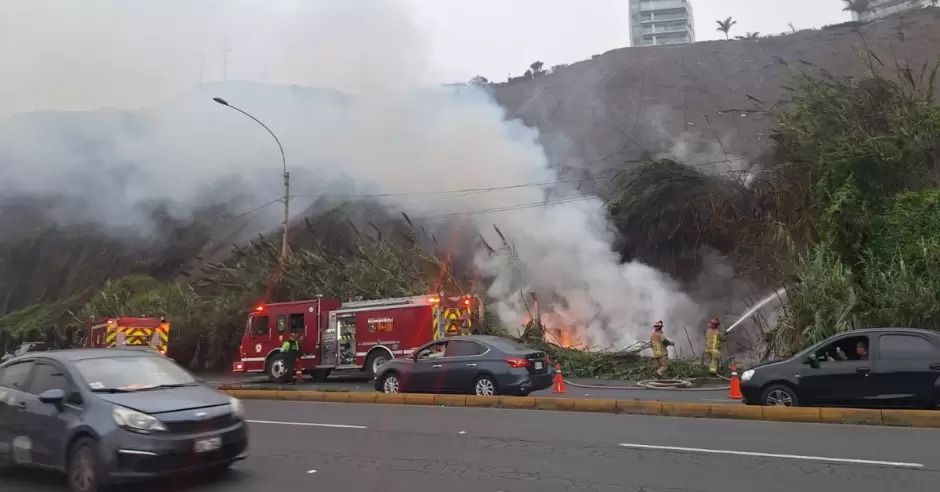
[629,0,696,47]
[853,0,934,21]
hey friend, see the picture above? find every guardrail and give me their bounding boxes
[222,389,940,429]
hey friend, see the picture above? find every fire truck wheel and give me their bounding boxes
[266,353,288,382]
[473,375,498,396]
[365,350,392,378]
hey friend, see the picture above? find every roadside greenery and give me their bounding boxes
[771,54,940,351]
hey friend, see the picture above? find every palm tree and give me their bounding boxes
[715,17,737,40]
[842,0,872,18]
[736,32,760,40]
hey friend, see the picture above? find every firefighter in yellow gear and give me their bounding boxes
[650,321,674,378]
[704,317,726,376]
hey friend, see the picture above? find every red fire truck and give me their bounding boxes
[81,316,171,355]
[232,294,482,382]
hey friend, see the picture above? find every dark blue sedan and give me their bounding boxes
[0,348,248,492]
[374,335,553,396]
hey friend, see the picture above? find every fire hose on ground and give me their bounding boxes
[557,341,732,391]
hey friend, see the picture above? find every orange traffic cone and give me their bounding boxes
[553,363,567,394]
[728,363,742,400]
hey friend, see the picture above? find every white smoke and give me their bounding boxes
[0,0,705,347]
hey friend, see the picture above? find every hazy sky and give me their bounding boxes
[415,0,850,82]
[0,0,851,116]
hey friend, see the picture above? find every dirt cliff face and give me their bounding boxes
[491,9,940,179]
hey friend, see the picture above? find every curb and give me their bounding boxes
[222,389,940,429]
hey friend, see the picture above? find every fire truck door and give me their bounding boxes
[320,313,340,367]
[337,316,357,366]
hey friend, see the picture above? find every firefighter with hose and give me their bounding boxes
[650,321,674,378]
[704,317,726,376]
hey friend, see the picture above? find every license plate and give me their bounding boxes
[534,361,543,370]
[194,437,222,453]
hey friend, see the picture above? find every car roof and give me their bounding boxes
[834,328,938,337]
[2,348,159,363]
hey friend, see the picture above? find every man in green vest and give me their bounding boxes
[281,332,301,383]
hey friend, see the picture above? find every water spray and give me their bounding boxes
[725,287,787,334]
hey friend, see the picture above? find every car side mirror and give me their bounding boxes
[804,355,819,369]
[38,388,66,406]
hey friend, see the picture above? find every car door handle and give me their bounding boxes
[432,364,442,368]
[929,363,940,370]
[856,367,870,374]
[466,363,477,368]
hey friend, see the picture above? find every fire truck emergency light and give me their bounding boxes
[427,296,440,304]
[462,298,471,306]
[254,305,265,312]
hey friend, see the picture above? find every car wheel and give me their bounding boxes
[382,373,401,394]
[473,375,498,396]
[266,353,288,382]
[365,351,391,379]
[761,384,798,407]
[67,437,101,492]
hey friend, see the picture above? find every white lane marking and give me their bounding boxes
[306,470,318,474]
[247,419,367,429]
[618,443,924,469]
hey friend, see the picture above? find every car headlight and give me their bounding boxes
[741,369,755,382]
[230,397,245,419]
[112,406,167,433]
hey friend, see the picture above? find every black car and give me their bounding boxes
[740,328,940,409]
[0,348,248,492]
[373,335,553,396]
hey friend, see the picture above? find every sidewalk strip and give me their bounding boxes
[617,443,924,469]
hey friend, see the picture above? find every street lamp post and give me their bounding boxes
[212,97,290,260]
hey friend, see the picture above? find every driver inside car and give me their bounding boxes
[422,344,446,359]
[827,340,868,361]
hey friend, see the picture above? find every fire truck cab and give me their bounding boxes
[233,294,483,382]
[81,316,170,355]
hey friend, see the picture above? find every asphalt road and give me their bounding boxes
[3,400,938,491]
[204,373,739,403]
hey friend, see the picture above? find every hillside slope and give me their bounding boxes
[491,9,940,178]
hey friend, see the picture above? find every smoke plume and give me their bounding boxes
[0,0,709,348]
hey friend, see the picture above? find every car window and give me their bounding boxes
[447,340,487,357]
[485,337,530,352]
[74,355,197,392]
[813,335,869,362]
[416,341,448,359]
[0,361,34,390]
[879,335,939,360]
[27,363,70,395]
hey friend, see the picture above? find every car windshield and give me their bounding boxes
[74,355,198,392]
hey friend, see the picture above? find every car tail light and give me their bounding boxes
[504,358,529,368]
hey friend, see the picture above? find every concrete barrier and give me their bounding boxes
[223,389,940,429]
